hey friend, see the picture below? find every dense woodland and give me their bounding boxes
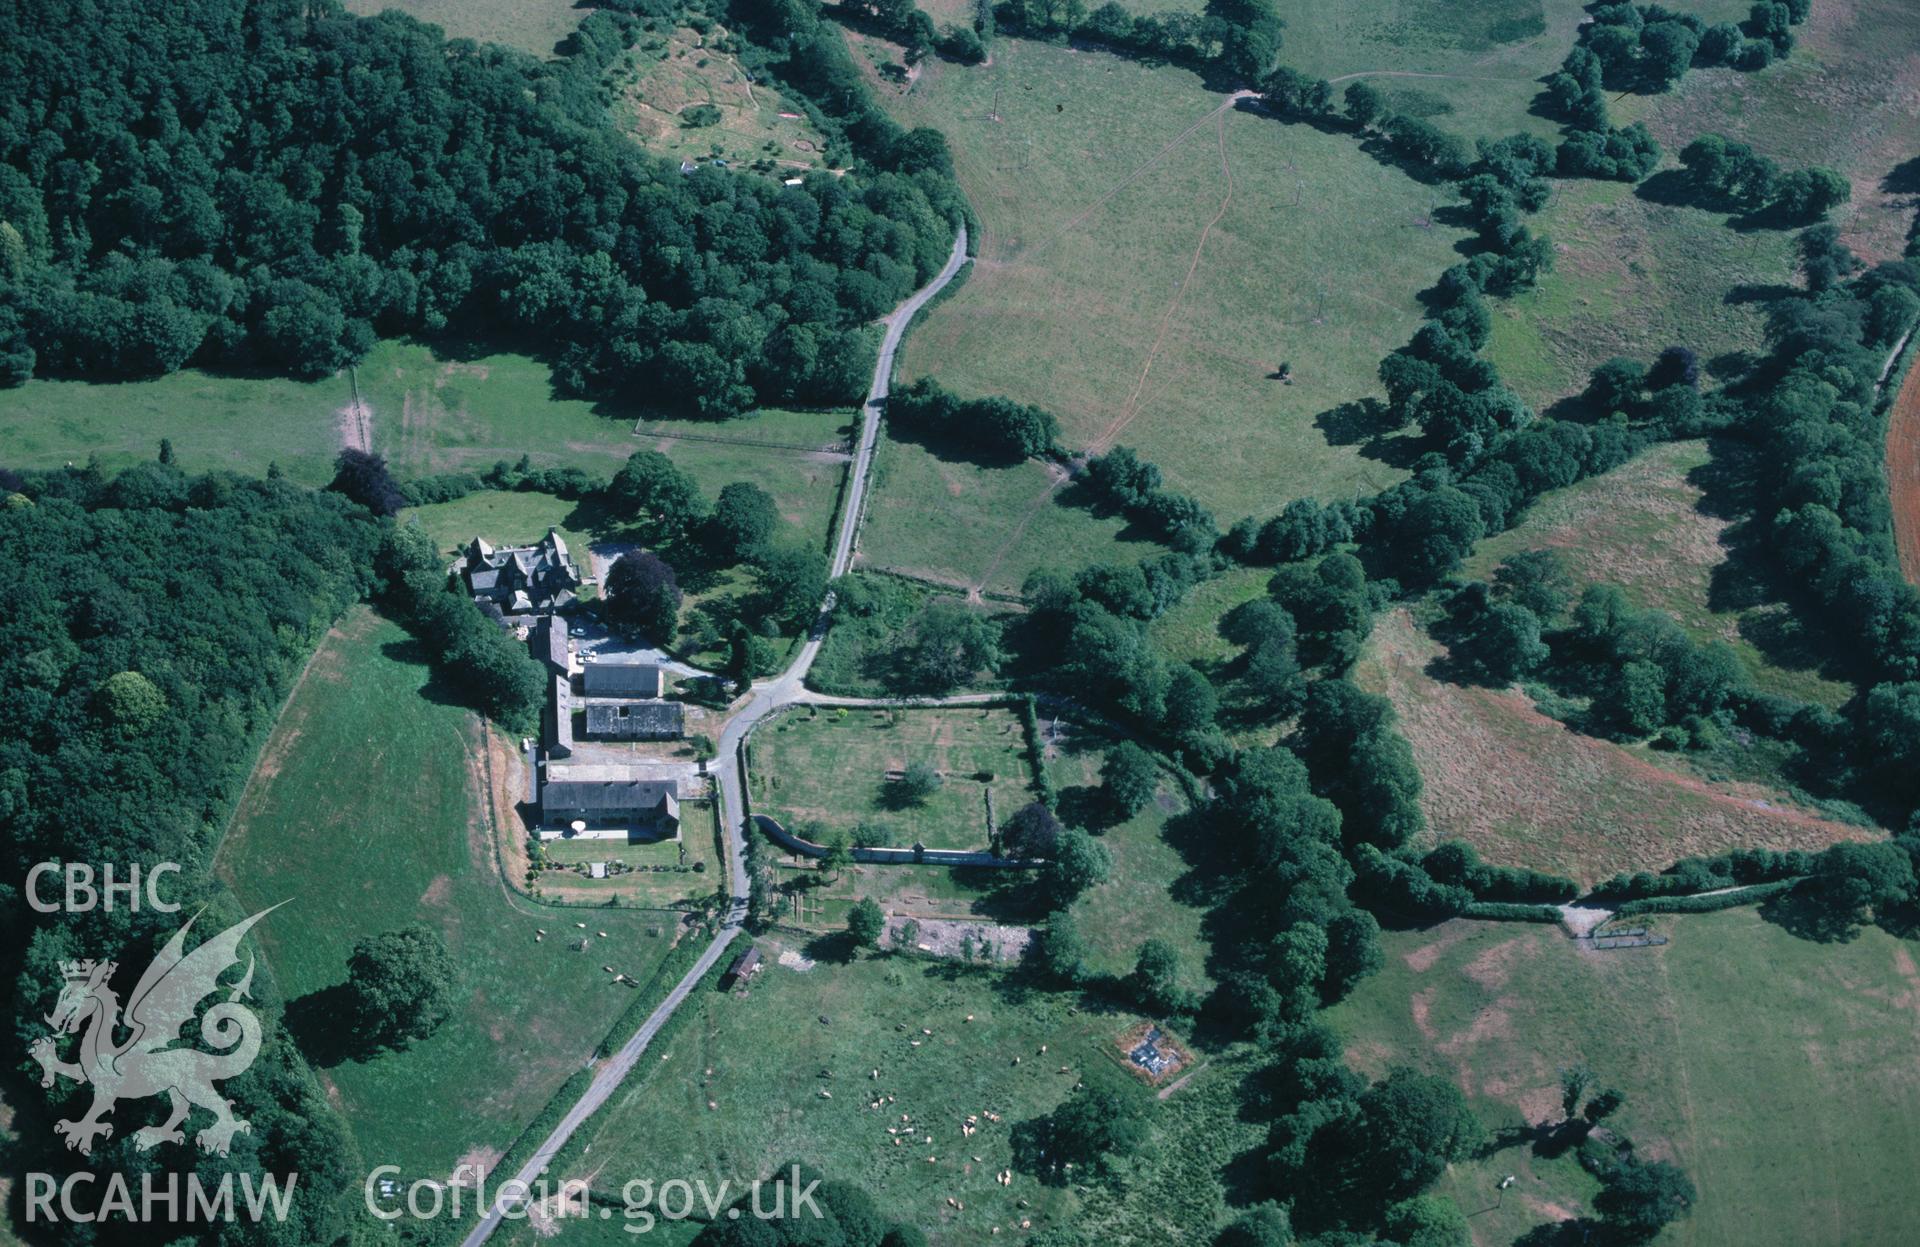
[0,0,963,414]
[0,463,380,1246]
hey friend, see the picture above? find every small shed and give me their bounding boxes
[721,946,763,989]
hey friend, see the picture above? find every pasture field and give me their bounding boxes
[875,39,1467,528]
[614,24,832,178]
[535,951,1266,1245]
[359,341,855,550]
[1461,439,1856,708]
[749,704,1040,850]
[1149,565,1269,675]
[0,338,854,552]
[1489,0,1920,407]
[1268,0,1593,140]
[343,0,586,58]
[0,366,348,486]
[215,608,683,1179]
[858,429,1163,595]
[1619,0,1920,266]
[1357,610,1872,886]
[1329,911,1920,1247]
[764,855,1033,928]
[1483,180,1796,409]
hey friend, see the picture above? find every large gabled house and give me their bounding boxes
[456,530,581,614]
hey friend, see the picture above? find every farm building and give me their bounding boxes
[540,777,680,836]
[584,700,684,741]
[582,658,665,698]
[530,614,571,677]
[456,530,580,614]
[721,947,763,988]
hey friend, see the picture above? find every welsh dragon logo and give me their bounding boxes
[28,904,282,1157]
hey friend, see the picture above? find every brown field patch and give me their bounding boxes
[1359,610,1874,884]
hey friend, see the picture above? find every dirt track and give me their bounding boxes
[1886,346,1920,585]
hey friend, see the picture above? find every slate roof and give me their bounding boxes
[584,700,684,739]
[582,660,664,697]
[542,778,678,818]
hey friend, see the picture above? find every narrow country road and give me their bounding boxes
[459,224,968,1247]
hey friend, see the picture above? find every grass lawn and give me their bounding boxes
[537,803,721,907]
[342,0,587,57]
[400,489,589,562]
[749,705,1040,851]
[214,607,682,1180]
[614,23,833,179]
[1357,609,1874,885]
[1460,439,1856,708]
[875,39,1467,530]
[1329,911,1920,1247]
[539,951,1261,1245]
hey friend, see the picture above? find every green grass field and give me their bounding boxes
[343,0,587,57]
[214,608,683,1179]
[1329,911,1920,1247]
[0,366,352,486]
[876,39,1466,532]
[1482,179,1797,409]
[401,490,589,561]
[1461,439,1855,707]
[537,951,1264,1245]
[749,705,1040,850]
[859,430,1164,595]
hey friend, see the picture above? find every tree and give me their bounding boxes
[757,544,828,630]
[1603,659,1668,736]
[1031,909,1089,983]
[612,451,708,542]
[897,760,943,805]
[1100,741,1159,818]
[1383,1196,1470,1247]
[604,552,682,643]
[328,448,406,516]
[344,924,458,1050]
[895,601,1000,691]
[1344,80,1385,129]
[1493,549,1575,620]
[93,670,167,732]
[1465,601,1548,684]
[1594,1159,1696,1243]
[1002,801,1064,857]
[1129,938,1195,1015]
[1162,662,1219,733]
[704,481,778,563]
[1324,1068,1480,1201]
[1215,1203,1292,1247]
[848,897,885,949]
[1022,1078,1149,1172]
[1042,829,1112,904]
[819,834,853,882]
